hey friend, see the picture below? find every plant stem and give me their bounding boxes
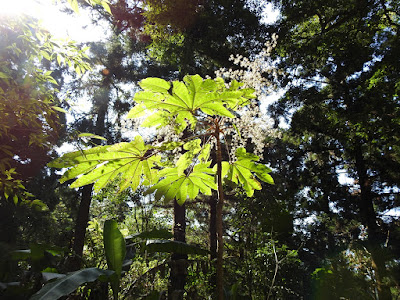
[215,121,225,300]
[267,241,278,300]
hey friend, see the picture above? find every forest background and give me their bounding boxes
[0,0,399,299]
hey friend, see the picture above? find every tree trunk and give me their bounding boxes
[209,193,218,294]
[209,194,218,260]
[354,144,391,300]
[215,124,225,300]
[67,94,107,271]
[67,184,93,271]
[0,202,17,245]
[168,200,187,300]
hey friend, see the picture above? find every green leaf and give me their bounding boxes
[183,74,203,99]
[70,0,80,13]
[30,268,114,300]
[175,139,202,175]
[0,71,11,79]
[156,141,183,151]
[56,54,63,66]
[141,110,170,127]
[52,106,67,113]
[126,228,173,240]
[252,164,274,184]
[139,77,170,93]
[40,50,51,61]
[215,148,274,196]
[42,272,66,283]
[183,138,201,153]
[31,199,49,211]
[132,75,254,133]
[145,240,209,256]
[48,136,160,192]
[198,143,211,163]
[104,220,126,299]
[104,220,126,277]
[200,78,218,92]
[78,133,107,141]
[126,103,147,119]
[11,244,64,262]
[146,163,216,204]
[101,1,112,14]
[235,147,259,161]
[176,152,192,176]
[200,102,235,118]
[172,81,191,108]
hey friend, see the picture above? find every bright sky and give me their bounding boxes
[0,0,107,42]
[1,0,280,40]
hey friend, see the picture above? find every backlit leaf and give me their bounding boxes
[48,136,160,192]
[146,163,216,205]
[139,77,170,93]
[215,148,274,196]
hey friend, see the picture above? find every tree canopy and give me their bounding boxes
[1,0,400,299]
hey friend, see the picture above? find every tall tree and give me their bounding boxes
[63,37,139,270]
[50,75,275,299]
[143,0,271,76]
[57,1,278,297]
[89,2,274,297]
[269,0,400,298]
[0,15,89,245]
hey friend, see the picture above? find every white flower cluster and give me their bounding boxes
[155,123,184,144]
[223,102,279,161]
[215,34,281,160]
[119,118,139,139]
[215,33,280,97]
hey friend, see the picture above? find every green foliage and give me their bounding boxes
[141,0,269,75]
[218,148,274,197]
[145,240,209,256]
[11,244,64,264]
[30,268,114,300]
[49,74,275,300]
[127,228,209,256]
[48,135,161,192]
[59,0,112,14]
[103,220,126,299]
[128,75,254,132]
[50,75,273,205]
[310,256,374,300]
[0,15,90,202]
[268,0,400,297]
[127,228,173,240]
[145,162,217,205]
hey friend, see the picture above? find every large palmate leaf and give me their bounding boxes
[127,75,256,132]
[145,162,217,205]
[216,148,274,197]
[48,136,160,192]
[30,268,114,300]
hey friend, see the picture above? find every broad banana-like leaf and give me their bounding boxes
[104,220,126,299]
[30,268,114,300]
[104,220,126,278]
